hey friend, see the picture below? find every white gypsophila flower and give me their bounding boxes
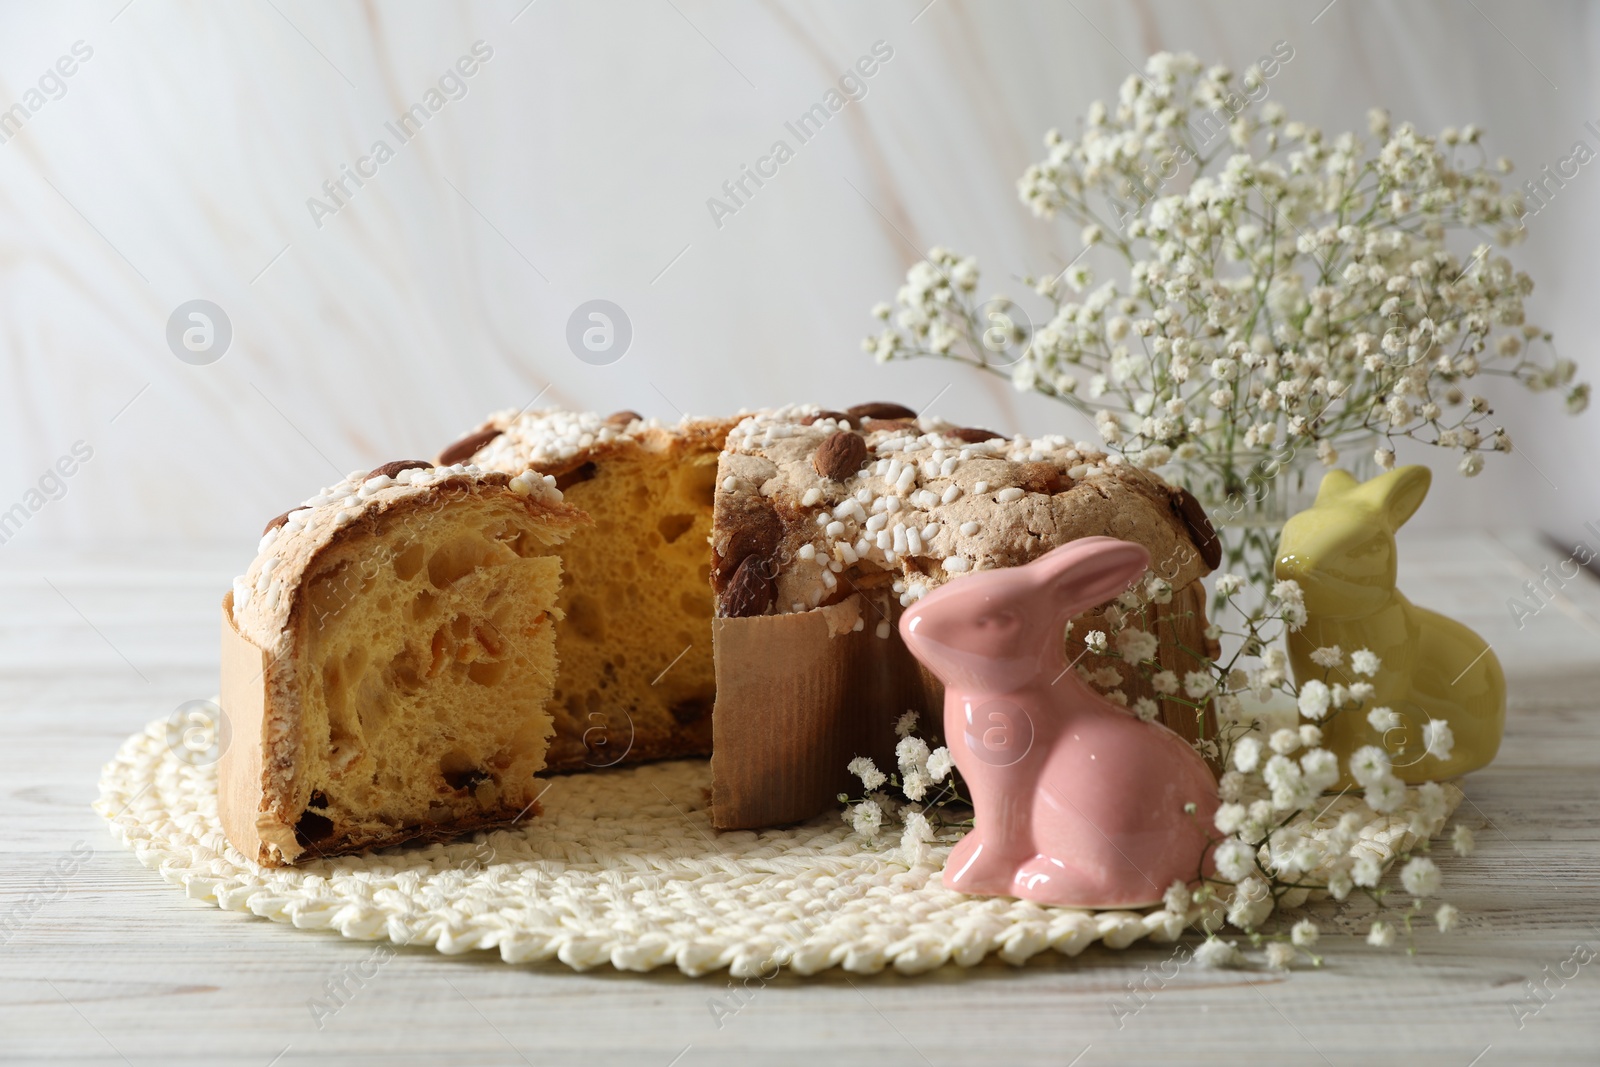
[1135,697,1160,722]
[1435,903,1459,933]
[1326,868,1354,901]
[1222,883,1273,927]
[848,756,887,792]
[849,800,883,837]
[1269,729,1300,755]
[1452,824,1475,856]
[1297,679,1331,720]
[1194,938,1243,969]
[1299,724,1323,749]
[1348,681,1376,704]
[1291,919,1320,948]
[1151,670,1179,695]
[1423,719,1456,761]
[1365,774,1406,813]
[1214,573,1244,596]
[1349,745,1392,787]
[1367,706,1402,733]
[1218,770,1248,804]
[1367,920,1396,948]
[1184,671,1216,700]
[1116,627,1160,663]
[872,63,1584,553]
[895,710,919,739]
[926,746,953,782]
[1085,630,1108,653]
[1301,748,1340,793]
[1164,879,1191,915]
[1213,839,1257,882]
[897,811,934,866]
[1232,736,1263,773]
[1350,649,1381,676]
[1351,853,1383,888]
[1213,802,1248,835]
[896,735,934,777]
[1401,856,1442,897]
[1265,942,1296,970]
[1145,576,1173,605]
[1309,645,1344,669]
[901,769,931,801]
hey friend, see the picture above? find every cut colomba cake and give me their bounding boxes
[218,401,1223,862]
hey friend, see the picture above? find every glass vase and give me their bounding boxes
[1161,441,1377,615]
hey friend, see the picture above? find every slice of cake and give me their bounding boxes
[219,461,583,867]
[440,409,735,770]
[708,402,1220,828]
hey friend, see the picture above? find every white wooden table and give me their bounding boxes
[3,532,1599,1066]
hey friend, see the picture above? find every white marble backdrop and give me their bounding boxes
[0,0,1595,554]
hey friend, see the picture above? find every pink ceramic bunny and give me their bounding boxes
[900,537,1218,909]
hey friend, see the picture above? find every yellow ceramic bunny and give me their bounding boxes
[1275,466,1505,782]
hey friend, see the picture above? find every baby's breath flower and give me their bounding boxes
[1351,853,1383,889]
[1228,876,1273,930]
[1194,938,1243,969]
[1215,573,1244,596]
[1365,774,1406,813]
[1232,736,1263,773]
[1423,719,1456,761]
[1309,645,1344,669]
[847,756,886,792]
[1367,706,1402,733]
[1213,839,1257,882]
[849,799,883,837]
[1452,824,1475,856]
[1400,856,1442,897]
[1290,919,1320,947]
[1349,745,1391,786]
[1367,920,1396,948]
[1214,802,1248,835]
[895,710,919,739]
[1116,627,1160,663]
[1269,728,1300,755]
[1297,679,1332,720]
[1163,879,1191,915]
[1265,942,1296,970]
[1084,630,1108,653]
[1435,903,1459,933]
[1151,670,1179,696]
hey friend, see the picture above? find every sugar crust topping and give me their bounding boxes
[230,463,563,652]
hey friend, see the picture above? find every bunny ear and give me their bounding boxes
[1360,465,1431,529]
[1315,469,1360,504]
[1035,537,1151,611]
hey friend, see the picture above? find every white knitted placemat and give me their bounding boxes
[95,717,1460,976]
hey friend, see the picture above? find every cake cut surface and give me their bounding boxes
[451,409,733,770]
[222,463,583,866]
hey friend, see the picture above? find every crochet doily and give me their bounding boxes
[96,718,1461,977]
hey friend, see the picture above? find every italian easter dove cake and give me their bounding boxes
[218,402,1222,862]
